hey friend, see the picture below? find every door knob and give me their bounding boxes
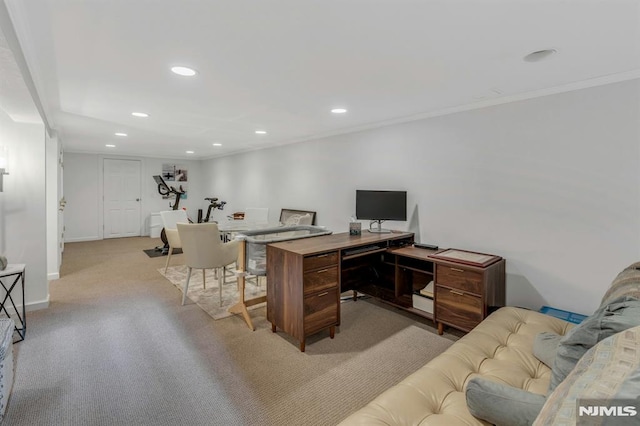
[136,198,140,202]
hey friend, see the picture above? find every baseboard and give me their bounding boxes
[3,297,50,316]
[26,298,49,311]
[65,236,101,243]
[47,272,59,280]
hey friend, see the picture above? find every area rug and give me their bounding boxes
[143,247,182,258]
[158,265,266,319]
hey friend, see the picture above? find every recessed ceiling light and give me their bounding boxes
[331,108,347,114]
[523,49,557,63]
[106,144,116,148]
[213,143,222,146]
[131,112,149,118]
[255,130,267,135]
[114,132,127,137]
[186,150,194,154]
[171,66,197,76]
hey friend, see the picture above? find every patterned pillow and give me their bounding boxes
[549,296,640,391]
[533,325,640,425]
[600,261,640,307]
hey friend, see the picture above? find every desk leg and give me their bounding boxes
[227,240,267,331]
[437,322,444,335]
[329,326,335,339]
[228,273,255,331]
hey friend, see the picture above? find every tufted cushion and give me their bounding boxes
[339,307,573,425]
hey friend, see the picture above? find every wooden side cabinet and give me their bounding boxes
[266,247,340,352]
[433,257,505,335]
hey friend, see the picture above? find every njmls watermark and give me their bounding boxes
[577,398,640,425]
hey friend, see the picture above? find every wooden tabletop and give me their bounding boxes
[267,231,413,256]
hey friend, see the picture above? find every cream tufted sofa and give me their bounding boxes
[339,306,575,425]
[340,262,640,425]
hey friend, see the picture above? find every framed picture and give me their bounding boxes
[428,248,501,268]
[279,209,316,226]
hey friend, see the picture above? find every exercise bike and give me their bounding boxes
[197,197,227,223]
[153,175,187,254]
[153,175,185,211]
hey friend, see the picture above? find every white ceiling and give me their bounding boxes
[4,0,640,159]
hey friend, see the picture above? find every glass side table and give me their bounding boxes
[0,264,26,342]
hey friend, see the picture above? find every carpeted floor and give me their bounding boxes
[3,237,459,426]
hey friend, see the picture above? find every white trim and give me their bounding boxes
[27,297,49,311]
[3,297,50,316]
[65,236,101,243]
[47,272,59,280]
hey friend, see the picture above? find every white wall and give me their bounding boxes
[64,153,204,241]
[201,80,640,315]
[0,110,48,310]
[45,132,61,279]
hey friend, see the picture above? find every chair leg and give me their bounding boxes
[202,269,206,289]
[182,266,192,305]
[218,267,223,307]
[164,245,173,273]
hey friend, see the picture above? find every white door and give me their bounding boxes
[103,159,142,238]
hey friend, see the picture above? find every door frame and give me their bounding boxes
[99,155,145,239]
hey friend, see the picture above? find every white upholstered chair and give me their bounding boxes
[160,210,189,273]
[176,223,239,306]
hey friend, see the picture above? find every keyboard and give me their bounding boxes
[343,245,382,256]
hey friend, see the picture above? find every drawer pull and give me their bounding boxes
[450,268,465,273]
[450,289,465,296]
[317,268,330,274]
[316,254,329,258]
[317,292,329,297]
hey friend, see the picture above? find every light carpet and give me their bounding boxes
[4,237,460,426]
[159,264,266,319]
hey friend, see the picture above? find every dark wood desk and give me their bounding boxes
[267,231,414,351]
[267,233,505,350]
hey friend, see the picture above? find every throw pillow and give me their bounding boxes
[600,261,640,307]
[534,325,640,425]
[532,332,562,368]
[466,377,546,426]
[549,296,640,391]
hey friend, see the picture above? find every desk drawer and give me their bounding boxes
[304,266,338,295]
[304,252,338,271]
[304,289,338,333]
[436,285,483,331]
[436,264,482,295]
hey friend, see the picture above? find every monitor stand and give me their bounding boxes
[368,220,391,233]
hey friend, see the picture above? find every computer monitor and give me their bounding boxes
[355,190,407,233]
